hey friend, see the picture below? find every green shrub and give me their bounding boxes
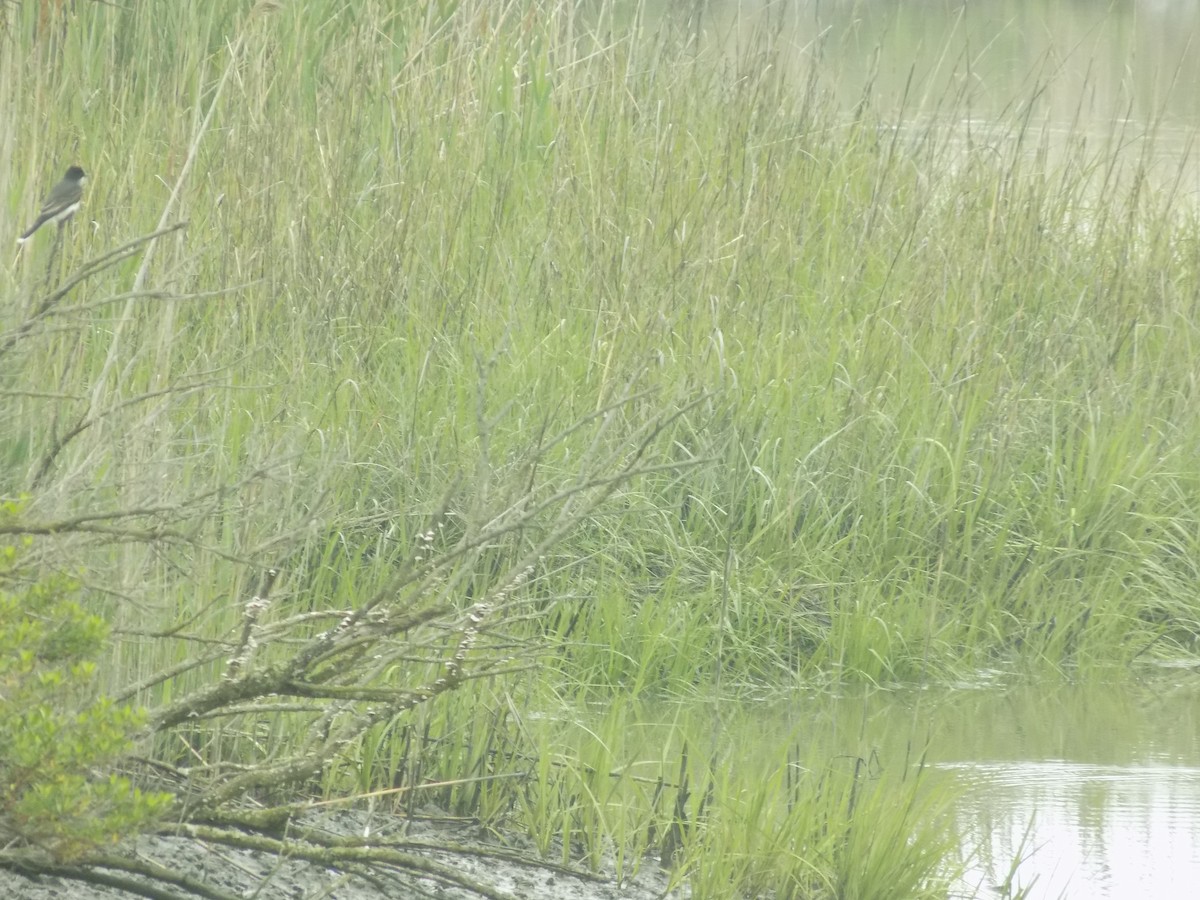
[0,536,172,864]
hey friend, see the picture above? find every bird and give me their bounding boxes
[17,166,87,243]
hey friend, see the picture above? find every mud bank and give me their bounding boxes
[0,809,689,900]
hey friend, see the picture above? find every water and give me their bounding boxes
[614,678,1200,898]
[645,0,1200,125]
[636,0,1200,198]
[926,679,1200,898]
[767,679,1200,899]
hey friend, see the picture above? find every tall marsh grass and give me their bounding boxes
[4,0,1200,895]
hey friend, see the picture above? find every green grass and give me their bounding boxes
[4,0,1200,896]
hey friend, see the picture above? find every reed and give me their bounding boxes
[4,0,1198,895]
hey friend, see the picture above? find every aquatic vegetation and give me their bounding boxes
[3,0,1198,896]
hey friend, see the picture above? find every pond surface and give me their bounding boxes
[764,677,1200,899]
[929,677,1200,898]
[645,0,1200,126]
[635,0,1200,197]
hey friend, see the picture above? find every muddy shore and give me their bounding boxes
[1,809,689,900]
